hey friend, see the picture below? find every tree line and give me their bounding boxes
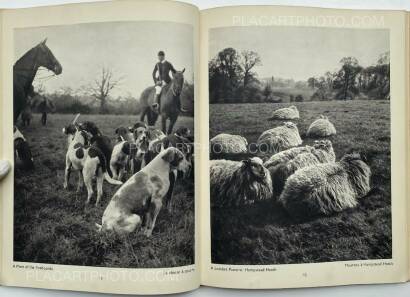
[209,48,390,103]
[34,66,194,115]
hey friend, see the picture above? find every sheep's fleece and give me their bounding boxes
[257,122,302,154]
[269,105,300,120]
[307,115,336,137]
[210,133,248,154]
[279,153,371,219]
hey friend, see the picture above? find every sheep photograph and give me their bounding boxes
[13,21,195,268]
[209,26,391,264]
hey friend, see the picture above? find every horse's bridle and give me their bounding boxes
[15,45,58,82]
[171,85,180,97]
[171,78,183,97]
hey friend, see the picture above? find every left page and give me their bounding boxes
[0,0,199,294]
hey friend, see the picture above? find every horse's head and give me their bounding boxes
[171,68,185,96]
[36,39,62,75]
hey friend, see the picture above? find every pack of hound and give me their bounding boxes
[58,114,194,237]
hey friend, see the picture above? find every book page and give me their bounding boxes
[0,0,199,294]
[199,5,409,289]
[407,11,410,282]
[0,9,4,286]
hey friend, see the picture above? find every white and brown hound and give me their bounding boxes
[110,122,148,179]
[63,122,122,206]
[141,127,194,212]
[96,147,190,236]
[134,127,166,168]
[110,140,132,181]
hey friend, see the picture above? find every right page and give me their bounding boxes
[199,5,409,289]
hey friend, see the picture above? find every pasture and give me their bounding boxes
[14,113,195,268]
[210,100,392,264]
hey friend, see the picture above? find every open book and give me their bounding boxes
[0,0,409,294]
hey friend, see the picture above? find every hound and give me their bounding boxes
[78,121,114,177]
[111,124,143,179]
[125,121,149,174]
[114,126,135,143]
[110,140,132,181]
[142,127,194,212]
[96,147,190,236]
[14,126,34,170]
[134,127,166,168]
[63,123,122,206]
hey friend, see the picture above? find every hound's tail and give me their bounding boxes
[104,172,123,185]
[88,146,123,186]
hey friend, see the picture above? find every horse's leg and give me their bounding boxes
[167,115,178,135]
[161,115,167,134]
[140,107,148,122]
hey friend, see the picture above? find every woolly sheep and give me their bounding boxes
[264,145,314,169]
[210,133,248,154]
[267,140,336,195]
[210,157,273,207]
[279,153,371,219]
[257,122,302,155]
[268,105,299,120]
[307,115,336,137]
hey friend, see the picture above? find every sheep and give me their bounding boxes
[210,157,273,207]
[307,115,336,137]
[210,133,248,155]
[267,140,335,195]
[264,145,314,168]
[268,105,299,120]
[257,122,302,155]
[279,152,371,219]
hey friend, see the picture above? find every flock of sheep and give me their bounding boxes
[210,105,371,220]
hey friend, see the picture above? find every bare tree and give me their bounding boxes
[240,50,261,88]
[89,67,122,113]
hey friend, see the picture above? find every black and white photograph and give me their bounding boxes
[13,21,195,268]
[209,26,391,265]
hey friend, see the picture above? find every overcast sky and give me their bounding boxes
[15,21,194,97]
[209,26,389,81]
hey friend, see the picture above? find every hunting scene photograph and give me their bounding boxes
[209,26,391,265]
[13,21,195,268]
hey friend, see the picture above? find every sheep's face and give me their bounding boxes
[319,115,328,120]
[284,122,297,129]
[243,158,266,179]
[313,140,333,152]
[343,152,367,163]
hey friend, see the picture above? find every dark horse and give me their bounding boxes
[139,69,185,135]
[14,39,62,123]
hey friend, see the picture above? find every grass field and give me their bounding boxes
[210,100,392,264]
[14,113,195,268]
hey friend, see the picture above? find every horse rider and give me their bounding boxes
[152,50,186,112]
